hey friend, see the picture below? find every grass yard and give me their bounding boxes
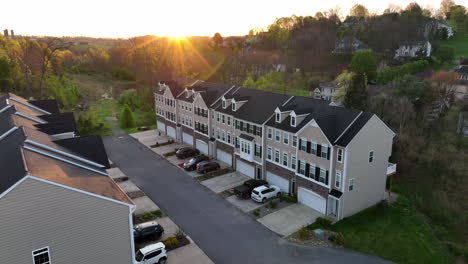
[123,125,156,134]
[326,197,454,264]
[439,34,468,59]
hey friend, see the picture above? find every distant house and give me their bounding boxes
[394,41,431,59]
[0,93,135,263]
[341,17,365,28]
[313,81,341,103]
[333,37,370,54]
[425,19,454,39]
[454,65,468,81]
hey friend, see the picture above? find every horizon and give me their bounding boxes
[1,0,462,38]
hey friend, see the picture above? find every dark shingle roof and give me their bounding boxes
[176,81,233,106]
[214,87,290,124]
[455,66,468,75]
[0,128,27,194]
[265,96,368,146]
[239,134,254,141]
[335,112,373,146]
[55,136,111,169]
[29,99,60,114]
[36,113,76,135]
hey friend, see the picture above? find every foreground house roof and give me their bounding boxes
[0,93,132,205]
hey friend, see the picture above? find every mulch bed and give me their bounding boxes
[220,189,235,198]
[196,168,233,181]
[127,190,146,199]
[165,236,191,251]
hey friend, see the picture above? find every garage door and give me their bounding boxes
[217,149,232,166]
[196,139,208,154]
[182,132,193,145]
[236,159,255,178]
[298,187,326,214]
[157,121,165,133]
[167,126,176,139]
[266,172,289,193]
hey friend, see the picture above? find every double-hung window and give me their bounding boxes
[283,132,289,145]
[337,149,343,163]
[267,128,273,139]
[216,113,220,122]
[299,161,306,175]
[309,164,316,178]
[291,156,296,170]
[274,150,280,163]
[282,152,288,166]
[275,130,281,142]
[321,144,328,158]
[349,178,355,191]
[32,247,50,264]
[267,147,272,160]
[222,115,225,124]
[369,151,374,163]
[292,136,297,147]
[227,116,231,126]
[311,142,317,155]
[300,138,307,151]
[227,132,231,144]
[319,168,327,184]
[335,170,342,188]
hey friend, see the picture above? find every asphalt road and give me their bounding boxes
[104,133,390,264]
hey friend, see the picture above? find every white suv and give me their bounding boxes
[134,242,167,264]
[251,185,281,203]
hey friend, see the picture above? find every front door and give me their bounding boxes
[330,199,338,217]
[256,167,262,179]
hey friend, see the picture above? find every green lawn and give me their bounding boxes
[122,125,156,134]
[438,34,468,59]
[324,197,454,264]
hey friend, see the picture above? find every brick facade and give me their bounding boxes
[216,140,234,154]
[265,161,295,181]
[296,176,329,199]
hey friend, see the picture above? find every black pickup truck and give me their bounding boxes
[233,179,268,199]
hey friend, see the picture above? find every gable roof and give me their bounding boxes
[214,87,290,124]
[176,81,233,106]
[28,99,60,114]
[0,93,132,205]
[265,96,369,146]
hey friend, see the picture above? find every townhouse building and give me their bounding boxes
[155,80,395,221]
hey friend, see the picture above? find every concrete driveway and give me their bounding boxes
[226,195,264,212]
[201,172,250,193]
[167,241,214,264]
[258,204,322,237]
[104,133,391,264]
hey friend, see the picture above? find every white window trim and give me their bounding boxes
[275,113,280,123]
[267,128,273,139]
[291,116,296,127]
[275,130,281,142]
[282,152,288,167]
[267,146,272,160]
[300,137,307,151]
[335,170,342,188]
[337,148,343,163]
[291,155,296,169]
[283,132,289,145]
[32,246,51,264]
[274,148,280,163]
[292,136,297,147]
[349,178,355,191]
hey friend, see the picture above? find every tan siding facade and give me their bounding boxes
[0,177,133,264]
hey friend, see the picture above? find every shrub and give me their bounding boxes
[76,111,105,136]
[112,66,135,81]
[315,217,332,228]
[175,228,185,240]
[280,194,297,203]
[163,151,176,157]
[269,201,278,209]
[446,242,468,258]
[118,89,140,108]
[163,236,179,247]
[296,226,311,241]
[335,232,345,246]
[376,60,430,84]
[120,104,135,128]
[142,210,163,220]
[253,209,260,217]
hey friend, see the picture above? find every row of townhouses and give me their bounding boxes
[155,80,396,221]
[0,93,134,263]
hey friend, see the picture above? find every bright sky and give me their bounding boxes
[1,0,466,38]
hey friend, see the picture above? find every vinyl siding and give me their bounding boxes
[341,115,394,218]
[0,177,133,264]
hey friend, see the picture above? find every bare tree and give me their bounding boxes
[37,38,71,97]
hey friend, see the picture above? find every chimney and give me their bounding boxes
[3,29,8,38]
[10,30,14,39]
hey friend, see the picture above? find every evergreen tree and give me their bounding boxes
[343,73,368,111]
[120,104,136,128]
[350,50,377,80]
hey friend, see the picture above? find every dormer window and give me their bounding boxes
[291,116,296,127]
[232,102,236,111]
[275,113,280,123]
[222,100,226,109]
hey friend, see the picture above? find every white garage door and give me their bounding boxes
[182,132,193,145]
[167,126,176,139]
[236,159,255,178]
[266,172,289,193]
[217,149,232,166]
[298,187,326,214]
[157,121,165,133]
[196,139,208,154]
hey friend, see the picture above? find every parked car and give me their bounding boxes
[133,221,164,242]
[251,185,281,203]
[134,242,167,264]
[183,155,209,171]
[233,179,268,199]
[196,161,220,173]
[175,147,200,159]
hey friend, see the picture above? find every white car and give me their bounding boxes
[251,185,281,203]
[134,242,167,264]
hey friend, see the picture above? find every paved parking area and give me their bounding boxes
[201,172,250,194]
[257,203,321,236]
[226,195,264,212]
